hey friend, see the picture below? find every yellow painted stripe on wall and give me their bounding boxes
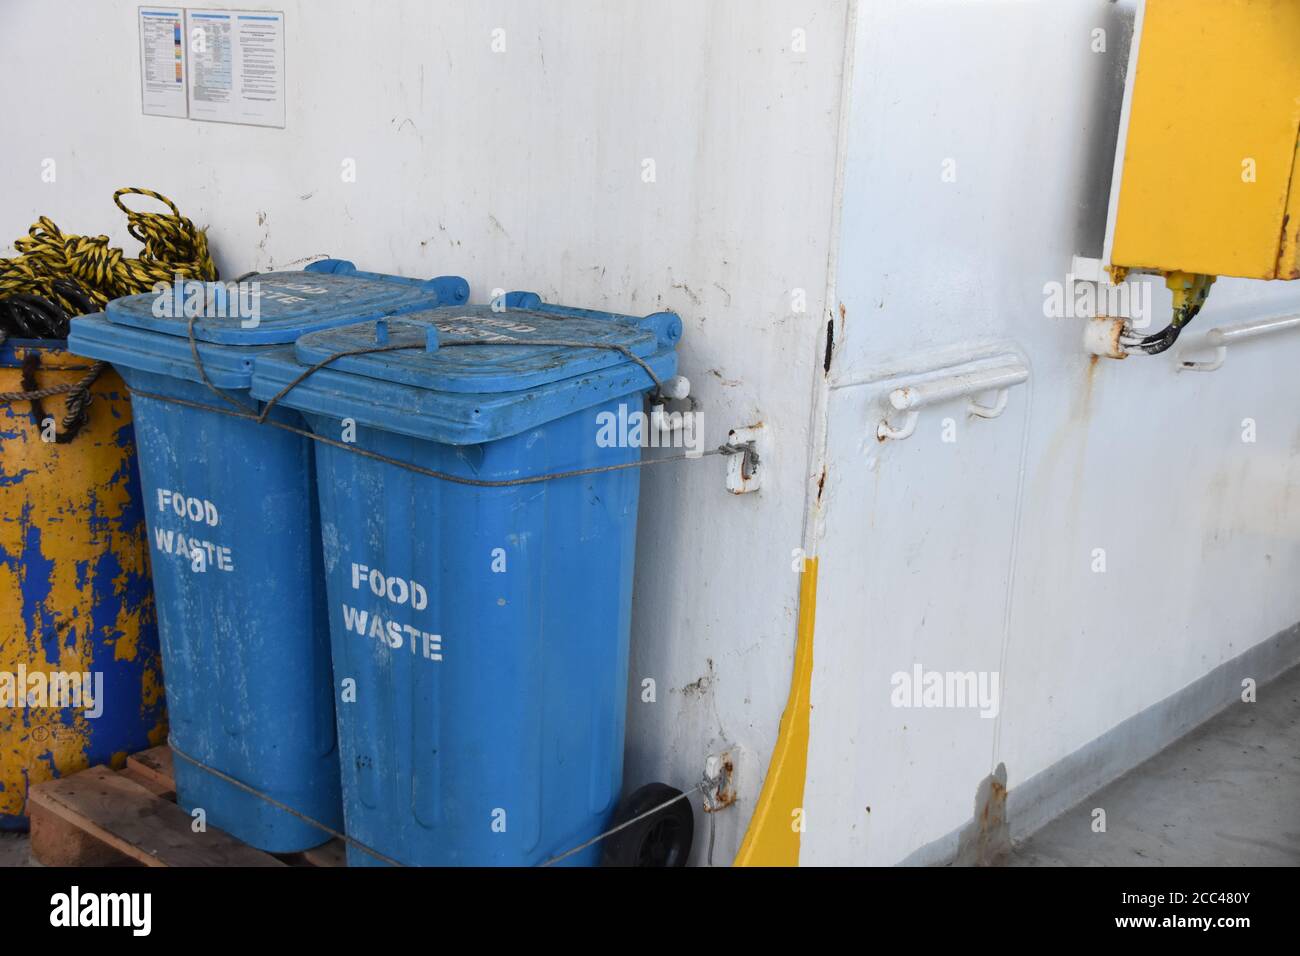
[733,557,817,867]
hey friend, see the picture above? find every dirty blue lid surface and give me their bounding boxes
[251,342,677,446]
[293,307,659,393]
[105,271,444,345]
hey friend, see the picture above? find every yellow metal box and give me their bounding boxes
[1107,0,1300,281]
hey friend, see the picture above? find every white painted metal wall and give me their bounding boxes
[803,0,1300,865]
[5,0,1298,867]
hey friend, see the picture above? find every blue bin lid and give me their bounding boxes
[292,306,660,394]
[105,270,452,346]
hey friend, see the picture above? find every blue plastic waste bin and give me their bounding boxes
[249,294,681,865]
[66,261,469,852]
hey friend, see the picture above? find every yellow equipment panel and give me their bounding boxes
[1110,0,1300,281]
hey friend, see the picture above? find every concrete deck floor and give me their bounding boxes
[1007,662,1300,866]
[0,830,34,867]
[0,664,1295,868]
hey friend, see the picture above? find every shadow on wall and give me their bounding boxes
[1072,1,1136,259]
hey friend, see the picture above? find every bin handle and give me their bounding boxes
[501,290,682,348]
[304,259,470,306]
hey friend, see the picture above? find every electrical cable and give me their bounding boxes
[1119,270,1217,356]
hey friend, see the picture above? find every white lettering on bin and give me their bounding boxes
[345,561,441,662]
[341,604,443,662]
[156,489,220,526]
[351,563,427,610]
[152,527,235,573]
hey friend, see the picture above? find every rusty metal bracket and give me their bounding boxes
[1084,315,1129,360]
[725,424,767,494]
[702,749,739,813]
[1073,255,1159,360]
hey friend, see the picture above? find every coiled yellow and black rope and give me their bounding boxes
[0,188,215,440]
[0,187,216,339]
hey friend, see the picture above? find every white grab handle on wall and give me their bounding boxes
[876,359,1029,441]
[1177,313,1300,372]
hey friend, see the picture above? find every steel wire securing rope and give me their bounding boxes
[0,188,216,439]
[126,312,762,488]
[145,313,753,865]
[168,740,404,867]
[173,735,705,866]
[537,783,706,867]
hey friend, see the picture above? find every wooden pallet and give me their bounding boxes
[28,746,347,867]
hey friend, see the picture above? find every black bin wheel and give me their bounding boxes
[601,782,694,867]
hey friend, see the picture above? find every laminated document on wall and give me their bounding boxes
[138,7,188,118]
[185,9,286,128]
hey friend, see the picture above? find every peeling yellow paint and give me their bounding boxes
[112,603,141,662]
[1279,133,1300,279]
[0,346,166,822]
[141,664,167,713]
